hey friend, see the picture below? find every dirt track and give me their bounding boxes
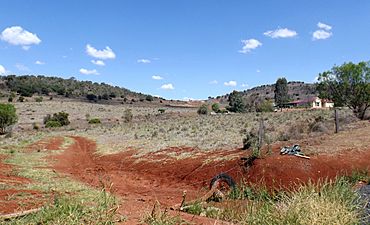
[46,125,370,223]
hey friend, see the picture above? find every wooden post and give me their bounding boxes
[335,108,339,133]
[258,119,264,150]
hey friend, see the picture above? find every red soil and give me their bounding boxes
[0,155,46,215]
[25,137,64,152]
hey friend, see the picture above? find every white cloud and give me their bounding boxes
[241,83,249,88]
[79,68,99,75]
[313,30,332,40]
[313,22,333,40]
[0,26,41,50]
[22,46,31,51]
[15,63,30,72]
[263,28,297,38]
[224,81,237,87]
[239,39,262,54]
[86,44,116,60]
[161,83,174,90]
[209,80,218,84]
[317,22,332,31]
[0,65,6,75]
[137,59,151,64]
[152,75,163,80]
[91,60,105,66]
[256,69,261,73]
[35,60,45,65]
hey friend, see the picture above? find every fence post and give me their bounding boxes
[335,108,339,133]
[258,119,265,149]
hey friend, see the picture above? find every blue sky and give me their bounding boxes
[0,0,369,100]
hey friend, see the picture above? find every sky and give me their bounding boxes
[0,0,369,100]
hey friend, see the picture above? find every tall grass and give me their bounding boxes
[187,178,365,225]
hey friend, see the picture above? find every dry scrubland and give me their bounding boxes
[1,99,369,224]
[7,99,358,156]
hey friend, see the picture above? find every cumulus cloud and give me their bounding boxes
[0,65,6,75]
[313,22,333,40]
[161,83,174,90]
[137,59,151,64]
[209,80,218,84]
[0,26,41,49]
[241,83,249,88]
[152,75,163,80]
[263,28,297,38]
[86,44,116,60]
[35,60,45,65]
[317,22,332,31]
[79,68,99,75]
[239,39,262,54]
[91,60,105,66]
[224,81,237,87]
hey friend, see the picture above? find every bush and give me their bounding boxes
[45,120,62,128]
[211,103,220,113]
[146,95,154,102]
[18,96,25,102]
[197,104,209,115]
[32,122,40,130]
[35,96,43,102]
[0,103,18,134]
[88,118,101,124]
[158,108,166,114]
[256,100,274,112]
[43,112,70,127]
[123,109,133,122]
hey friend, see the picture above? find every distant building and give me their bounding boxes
[286,97,334,108]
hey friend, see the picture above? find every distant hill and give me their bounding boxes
[210,81,318,105]
[0,75,163,104]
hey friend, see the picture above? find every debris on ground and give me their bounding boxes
[280,145,310,159]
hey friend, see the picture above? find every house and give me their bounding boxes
[286,97,334,108]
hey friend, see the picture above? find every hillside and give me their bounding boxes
[212,81,318,105]
[0,75,163,104]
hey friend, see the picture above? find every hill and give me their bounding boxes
[0,75,163,104]
[211,81,318,105]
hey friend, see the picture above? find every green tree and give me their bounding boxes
[211,103,220,113]
[317,61,370,120]
[274,77,289,108]
[0,103,18,134]
[227,91,245,113]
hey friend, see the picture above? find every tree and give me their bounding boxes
[0,103,18,134]
[274,77,289,108]
[317,61,370,120]
[227,91,245,113]
[211,103,220,113]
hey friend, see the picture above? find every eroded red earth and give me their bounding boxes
[1,124,369,224]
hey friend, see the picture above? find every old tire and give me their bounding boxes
[210,173,236,191]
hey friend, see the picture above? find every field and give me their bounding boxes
[1,99,369,224]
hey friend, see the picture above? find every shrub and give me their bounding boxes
[0,103,18,134]
[35,96,43,102]
[123,109,133,122]
[158,108,166,114]
[211,103,220,113]
[8,97,13,102]
[45,120,62,128]
[146,95,154,102]
[18,96,25,102]
[197,104,209,115]
[88,118,101,124]
[256,100,274,112]
[32,122,40,130]
[43,112,70,127]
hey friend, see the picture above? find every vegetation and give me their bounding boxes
[227,91,245,113]
[317,61,370,119]
[123,109,133,122]
[88,118,101,124]
[274,77,289,108]
[35,96,43,102]
[43,112,70,128]
[197,104,209,115]
[0,75,156,102]
[184,178,364,225]
[211,103,220,113]
[0,103,18,134]
[256,100,274,112]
